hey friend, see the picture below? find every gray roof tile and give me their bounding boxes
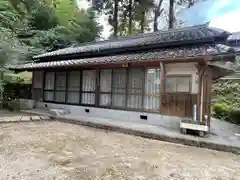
[228,31,240,41]
[33,24,229,59]
[9,44,234,70]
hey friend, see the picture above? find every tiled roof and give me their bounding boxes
[33,24,229,59]
[9,44,234,70]
[228,32,240,41]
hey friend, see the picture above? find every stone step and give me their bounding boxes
[0,115,51,123]
[49,109,70,116]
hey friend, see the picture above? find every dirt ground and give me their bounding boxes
[0,121,239,180]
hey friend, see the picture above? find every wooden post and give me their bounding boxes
[95,68,100,107]
[197,62,208,122]
[202,67,213,130]
[0,67,3,109]
[197,64,204,121]
[160,62,165,114]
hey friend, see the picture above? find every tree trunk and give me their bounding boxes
[168,0,174,29]
[128,0,133,35]
[153,0,163,32]
[140,11,145,33]
[153,10,158,32]
[113,0,119,37]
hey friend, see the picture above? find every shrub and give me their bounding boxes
[7,99,20,111]
[212,103,230,120]
[229,108,240,125]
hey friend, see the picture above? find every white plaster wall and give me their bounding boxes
[166,62,198,93]
[36,102,185,130]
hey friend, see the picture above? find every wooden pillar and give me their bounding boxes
[31,71,35,100]
[197,63,206,121]
[207,68,213,129]
[160,62,165,114]
[201,67,212,129]
[95,68,100,107]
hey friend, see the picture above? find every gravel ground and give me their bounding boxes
[0,121,239,180]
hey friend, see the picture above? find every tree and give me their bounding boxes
[69,9,101,43]
[0,0,101,107]
[135,0,154,33]
[128,0,133,35]
[0,0,20,30]
[50,0,77,26]
[153,0,163,32]
[177,0,198,8]
[90,0,120,37]
[168,0,174,29]
[28,3,58,30]
[90,0,154,36]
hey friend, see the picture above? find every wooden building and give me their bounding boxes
[9,24,235,130]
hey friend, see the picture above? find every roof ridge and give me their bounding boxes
[58,24,212,48]
[33,23,230,59]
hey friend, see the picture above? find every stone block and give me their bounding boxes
[40,116,50,120]
[20,116,31,121]
[31,116,40,120]
[49,109,70,116]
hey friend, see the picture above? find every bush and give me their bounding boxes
[229,108,240,125]
[212,103,230,120]
[7,99,20,111]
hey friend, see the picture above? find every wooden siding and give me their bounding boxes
[161,93,197,118]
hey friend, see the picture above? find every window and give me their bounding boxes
[165,75,191,93]
[112,68,127,108]
[44,72,54,101]
[33,71,43,101]
[127,68,144,109]
[55,72,66,103]
[33,71,43,89]
[99,68,160,112]
[144,69,161,112]
[100,69,112,106]
[67,71,80,104]
[42,67,163,112]
[81,70,96,105]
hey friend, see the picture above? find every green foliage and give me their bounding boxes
[7,99,20,111]
[229,108,240,125]
[0,0,101,109]
[0,0,101,66]
[51,0,77,26]
[212,80,240,108]
[212,79,240,125]
[28,3,58,30]
[69,9,101,43]
[212,103,230,120]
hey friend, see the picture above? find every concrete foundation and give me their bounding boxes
[19,99,35,109]
[35,101,187,129]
